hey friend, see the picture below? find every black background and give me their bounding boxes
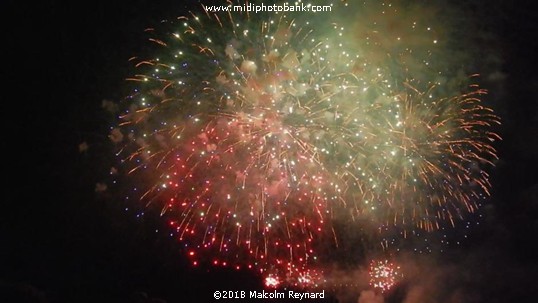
[2,1,537,302]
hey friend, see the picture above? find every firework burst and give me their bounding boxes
[369,259,401,293]
[108,0,500,282]
[338,81,500,232]
[112,2,357,276]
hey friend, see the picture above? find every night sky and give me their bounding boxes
[3,1,538,302]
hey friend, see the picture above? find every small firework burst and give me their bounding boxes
[369,259,401,293]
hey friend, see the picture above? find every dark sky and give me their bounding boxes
[2,1,538,302]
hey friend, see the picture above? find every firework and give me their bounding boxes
[339,81,500,232]
[109,0,499,282]
[113,1,356,277]
[264,275,280,288]
[369,259,401,293]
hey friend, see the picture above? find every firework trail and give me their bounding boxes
[108,0,500,283]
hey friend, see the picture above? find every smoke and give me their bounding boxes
[315,242,537,303]
[358,290,384,303]
[382,250,536,303]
